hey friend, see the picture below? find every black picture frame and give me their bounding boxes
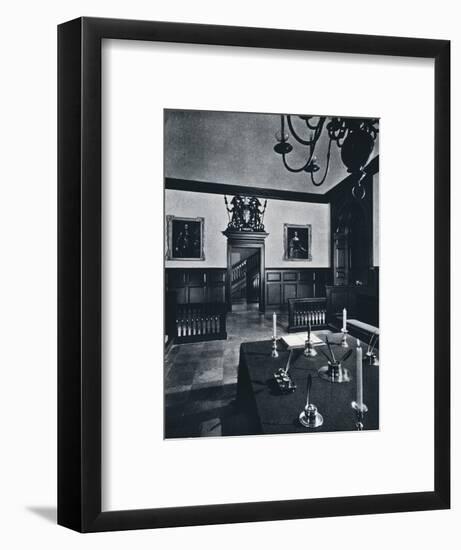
[58,17,450,532]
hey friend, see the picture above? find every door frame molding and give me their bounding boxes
[223,230,268,313]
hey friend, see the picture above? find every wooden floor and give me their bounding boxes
[164,305,290,438]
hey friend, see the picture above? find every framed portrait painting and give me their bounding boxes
[166,215,205,260]
[283,223,312,261]
[58,17,450,532]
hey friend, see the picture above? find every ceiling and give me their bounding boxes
[164,110,379,194]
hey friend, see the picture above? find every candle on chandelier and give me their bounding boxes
[356,339,363,408]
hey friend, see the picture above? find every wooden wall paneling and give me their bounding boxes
[325,284,378,327]
[265,268,332,308]
[175,287,187,304]
[267,283,282,306]
[299,271,314,282]
[329,169,375,287]
[206,269,225,302]
[314,270,331,297]
[165,268,226,305]
[283,272,297,282]
[297,283,313,298]
[209,270,225,284]
[166,268,334,308]
[188,286,206,303]
[283,283,297,301]
[267,272,281,282]
[299,270,314,298]
[188,270,205,286]
[207,286,225,302]
[325,285,357,325]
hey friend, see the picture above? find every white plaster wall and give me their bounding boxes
[165,188,331,268]
[165,190,228,267]
[264,199,331,267]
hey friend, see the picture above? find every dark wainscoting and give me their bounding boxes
[166,267,332,310]
[265,268,332,309]
[326,277,379,328]
[165,268,226,304]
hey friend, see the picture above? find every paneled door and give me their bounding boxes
[333,226,349,286]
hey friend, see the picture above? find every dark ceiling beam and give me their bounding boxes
[165,178,330,204]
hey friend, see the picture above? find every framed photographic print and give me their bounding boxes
[166,215,205,260]
[283,223,312,261]
[58,17,450,532]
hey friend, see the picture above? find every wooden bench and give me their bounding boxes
[347,319,379,348]
[174,302,227,344]
[287,297,328,333]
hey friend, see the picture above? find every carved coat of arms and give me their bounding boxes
[224,195,267,232]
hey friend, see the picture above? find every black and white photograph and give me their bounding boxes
[164,109,380,438]
[0,2,454,544]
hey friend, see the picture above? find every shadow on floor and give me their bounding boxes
[164,309,291,438]
[26,506,57,524]
[165,381,262,439]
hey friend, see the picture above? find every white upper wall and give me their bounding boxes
[165,189,331,268]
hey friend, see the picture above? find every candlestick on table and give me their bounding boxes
[356,339,363,407]
[271,336,279,358]
[299,374,323,428]
[351,338,368,414]
[304,320,317,357]
[342,308,347,331]
[340,328,349,347]
[273,312,277,339]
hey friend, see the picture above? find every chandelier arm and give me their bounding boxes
[282,153,312,174]
[310,138,333,187]
[287,115,324,146]
[336,133,348,148]
[305,117,323,130]
[282,151,315,173]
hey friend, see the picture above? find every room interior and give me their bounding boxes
[164,110,379,438]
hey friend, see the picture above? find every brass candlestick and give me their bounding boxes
[351,400,368,430]
[351,400,368,413]
[271,336,279,358]
[340,328,349,348]
[299,374,323,428]
[304,324,317,357]
[355,409,364,430]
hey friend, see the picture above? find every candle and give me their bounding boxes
[356,339,363,408]
[273,312,277,339]
[342,308,347,331]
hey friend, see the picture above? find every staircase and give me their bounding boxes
[231,252,260,304]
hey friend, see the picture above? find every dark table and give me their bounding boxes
[236,333,379,434]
